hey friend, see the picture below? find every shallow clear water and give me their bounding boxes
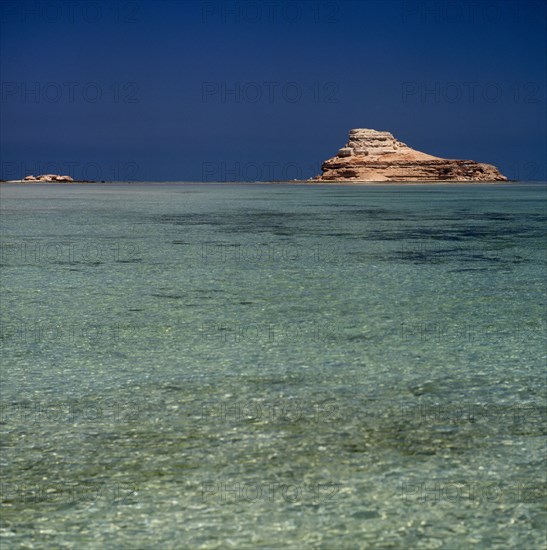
[1,183,546,549]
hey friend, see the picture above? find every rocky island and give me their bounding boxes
[314,129,507,182]
[23,174,75,182]
[1,174,96,183]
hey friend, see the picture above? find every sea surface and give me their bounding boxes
[1,183,546,549]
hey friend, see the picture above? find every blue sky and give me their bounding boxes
[1,0,546,181]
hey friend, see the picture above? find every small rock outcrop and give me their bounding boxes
[24,174,75,182]
[315,129,507,182]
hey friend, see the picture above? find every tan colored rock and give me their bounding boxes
[337,147,354,157]
[25,174,75,182]
[315,129,507,182]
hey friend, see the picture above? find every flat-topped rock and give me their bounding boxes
[315,129,507,182]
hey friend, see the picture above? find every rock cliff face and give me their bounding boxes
[315,129,507,182]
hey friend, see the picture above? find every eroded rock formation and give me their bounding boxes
[315,129,507,182]
[24,174,75,182]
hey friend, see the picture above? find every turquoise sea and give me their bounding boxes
[1,183,546,549]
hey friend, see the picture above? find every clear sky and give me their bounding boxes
[1,0,546,181]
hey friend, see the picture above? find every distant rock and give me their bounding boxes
[315,129,507,182]
[23,174,75,182]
